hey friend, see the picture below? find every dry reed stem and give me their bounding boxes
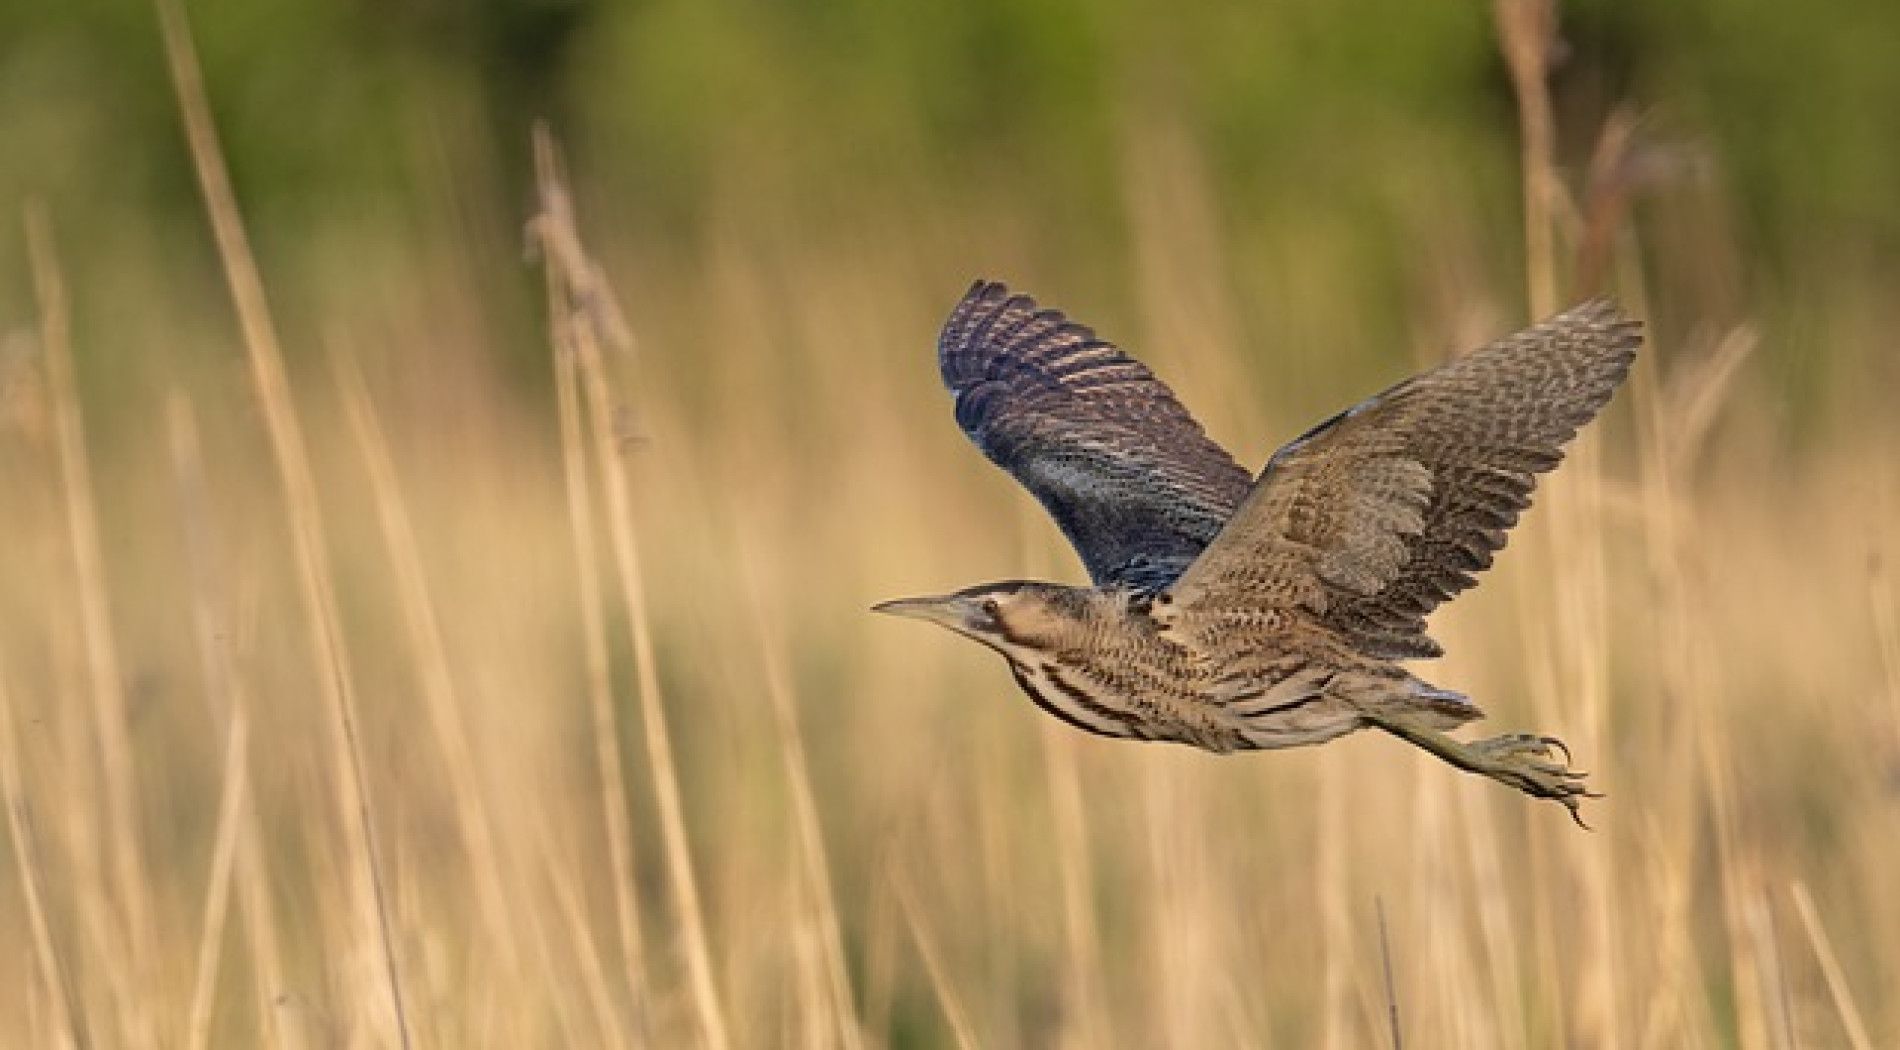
[735,541,862,1050]
[1788,881,1876,1050]
[1316,750,1355,1050]
[1712,827,1767,1045]
[572,288,728,1043]
[1494,0,1562,317]
[1630,306,1773,1050]
[1494,6,1633,1047]
[185,712,249,1050]
[858,868,899,1043]
[1668,508,1763,1049]
[539,200,651,1027]
[1039,729,1110,1049]
[1744,885,1796,1050]
[44,639,126,1042]
[532,135,653,1036]
[552,278,653,1013]
[1549,434,1620,1046]
[1376,897,1403,1050]
[1665,326,1758,479]
[1494,6,1604,1048]
[1014,517,1112,1050]
[891,870,980,1050]
[331,342,527,984]
[166,393,298,1050]
[532,127,730,1050]
[1622,287,1729,1050]
[1456,789,1526,1047]
[23,204,157,1046]
[1143,749,1186,1045]
[536,822,635,1048]
[788,879,831,1050]
[1410,764,1479,1047]
[1,674,88,1050]
[1630,818,1706,1049]
[1575,110,1641,298]
[1143,760,1229,1046]
[154,1,411,1043]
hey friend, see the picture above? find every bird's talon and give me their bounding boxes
[1562,799,1593,831]
[1464,731,1598,826]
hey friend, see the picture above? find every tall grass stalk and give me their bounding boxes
[535,146,652,1034]
[183,711,247,1050]
[1790,880,1876,1050]
[1,673,88,1050]
[892,867,981,1050]
[155,0,410,1042]
[737,540,862,1050]
[533,127,730,1050]
[1495,3,1624,1045]
[537,819,637,1047]
[166,394,296,1050]
[24,206,156,1047]
[332,342,526,985]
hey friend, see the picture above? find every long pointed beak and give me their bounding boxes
[870,595,967,629]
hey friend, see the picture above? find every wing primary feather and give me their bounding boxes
[935,280,1253,590]
[1169,299,1643,658]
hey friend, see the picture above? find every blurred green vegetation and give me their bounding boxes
[4,1,1897,407]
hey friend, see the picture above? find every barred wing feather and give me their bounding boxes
[939,280,1253,590]
[1167,300,1642,658]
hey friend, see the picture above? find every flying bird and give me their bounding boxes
[875,281,1641,825]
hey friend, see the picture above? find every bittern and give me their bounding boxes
[876,281,1641,825]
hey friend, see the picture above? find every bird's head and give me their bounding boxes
[872,581,1084,654]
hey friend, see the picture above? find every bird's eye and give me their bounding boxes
[980,598,1001,619]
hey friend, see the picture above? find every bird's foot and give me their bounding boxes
[1468,733,1599,829]
[1364,714,1602,829]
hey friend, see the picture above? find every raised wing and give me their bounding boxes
[1167,299,1642,658]
[939,280,1253,590]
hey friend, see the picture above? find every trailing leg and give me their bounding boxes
[1364,712,1599,828]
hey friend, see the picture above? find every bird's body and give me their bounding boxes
[877,281,1642,823]
[903,581,1470,753]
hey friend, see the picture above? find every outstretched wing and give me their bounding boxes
[939,280,1253,590]
[1167,299,1642,658]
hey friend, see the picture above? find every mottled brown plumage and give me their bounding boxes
[878,281,1642,824]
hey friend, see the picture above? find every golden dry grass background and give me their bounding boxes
[2,1,1899,1047]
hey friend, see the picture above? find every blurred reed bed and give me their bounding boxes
[1,1,1898,1047]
